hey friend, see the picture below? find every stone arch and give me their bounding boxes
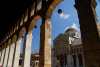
[78,53,83,66]
[12,34,17,44]
[4,42,7,48]
[73,55,76,66]
[18,27,26,41]
[8,38,11,45]
[27,15,41,35]
[46,0,63,20]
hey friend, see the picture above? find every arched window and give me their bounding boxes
[74,49,76,53]
[67,48,69,52]
[80,48,82,52]
[71,33,73,36]
[77,48,79,53]
[57,55,59,60]
[74,33,75,36]
[72,49,73,53]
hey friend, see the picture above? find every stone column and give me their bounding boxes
[21,35,33,67]
[39,20,52,67]
[72,58,74,67]
[3,46,10,67]
[0,51,1,63]
[74,0,100,67]
[67,54,72,67]
[0,49,5,66]
[83,57,85,67]
[7,43,15,67]
[12,41,22,67]
[76,58,79,67]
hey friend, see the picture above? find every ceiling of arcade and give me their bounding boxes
[0,0,63,47]
[0,0,37,42]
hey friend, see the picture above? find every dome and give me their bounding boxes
[65,27,78,33]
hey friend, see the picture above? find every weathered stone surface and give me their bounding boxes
[74,0,100,67]
[7,44,15,67]
[12,41,22,67]
[0,49,5,66]
[39,20,52,67]
[21,35,33,67]
[3,46,9,67]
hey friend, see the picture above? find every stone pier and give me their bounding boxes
[12,41,22,67]
[21,35,33,67]
[7,43,15,67]
[39,19,52,67]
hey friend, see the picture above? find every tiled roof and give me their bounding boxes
[72,38,82,46]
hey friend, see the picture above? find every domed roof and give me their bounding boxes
[65,27,78,33]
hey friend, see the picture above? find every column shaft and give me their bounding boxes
[83,57,85,67]
[39,21,52,67]
[74,0,100,67]
[76,58,79,67]
[0,51,1,63]
[12,41,22,67]
[21,35,33,67]
[0,49,5,66]
[3,46,10,67]
[72,58,74,67]
[7,43,15,67]
[67,54,72,67]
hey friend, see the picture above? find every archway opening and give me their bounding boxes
[73,55,76,66]
[78,53,83,66]
[29,15,42,67]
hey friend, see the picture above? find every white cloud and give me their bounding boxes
[60,13,70,19]
[65,23,80,32]
[71,23,80,31]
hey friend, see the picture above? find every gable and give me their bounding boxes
[53,33,68,41]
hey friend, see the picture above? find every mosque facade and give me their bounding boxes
[53,26,85,67]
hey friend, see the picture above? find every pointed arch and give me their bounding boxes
[27,15,41,35]
[18,27,26,41]
[8,39,11,45]
[12,34,17,43]
[46,0,63,19]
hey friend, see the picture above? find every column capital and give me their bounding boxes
[11,44,15,48]
[40,22,52,30]
[25,35,33,40]
[15,41,22,45]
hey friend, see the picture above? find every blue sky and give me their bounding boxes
[20,0,100,54]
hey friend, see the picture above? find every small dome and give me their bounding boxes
[65,27,78,33]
